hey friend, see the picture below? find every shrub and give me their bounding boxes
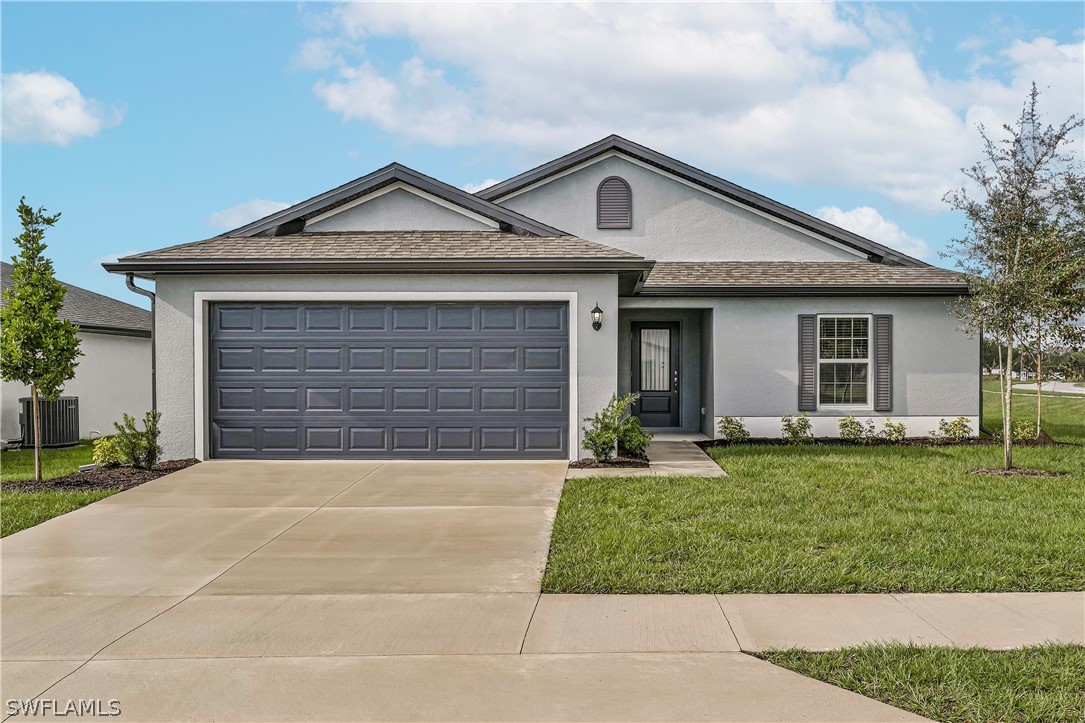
[112,410,163,469]
[91,436,124,467]
[780,412,813,444]
[838,416,875,443]
[717,416,751,442]
[880,419,907,443]
[1011,420,1037,440]
[931,416,973,444]
[617,414,653,457]
[582,393,649,462]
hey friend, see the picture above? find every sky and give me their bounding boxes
[2,1,1083,306]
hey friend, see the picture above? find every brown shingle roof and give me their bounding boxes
[1,262,150,334]
[122,231,642,262]
[643,261,966,290]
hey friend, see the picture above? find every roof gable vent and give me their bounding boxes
[597,176,632,229]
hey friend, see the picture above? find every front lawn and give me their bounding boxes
[764,644,1085,723]
[1,488,117,537]
[1,441,94,482]
[542,445,1085,593]
[983,379,1085,443]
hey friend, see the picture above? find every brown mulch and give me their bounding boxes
[3,459,200,493]
[699,436,1067,450]
[569,455,650,469]
[969,468,1066,477]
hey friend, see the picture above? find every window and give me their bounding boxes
[818,316,870,406]
[597,176,632,229]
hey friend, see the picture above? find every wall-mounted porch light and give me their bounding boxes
[591,303,604,331]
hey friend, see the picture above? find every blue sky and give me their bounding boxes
[2,1,1083,305]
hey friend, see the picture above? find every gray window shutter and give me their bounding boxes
[597,177,632,228]
[798,314,817,411]
[873,314,893,412]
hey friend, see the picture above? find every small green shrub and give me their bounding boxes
[837,416,875,443]
[582,393,648,462]
[880,419,907,443]
[112,410,163,469]
[781,412,813,444]
[931,416,973,444]
[1011,420,1037,440]
[717,416,751,442]
[617,414,653,457]
[91,436,124,467]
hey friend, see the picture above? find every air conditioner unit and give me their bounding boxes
[18,396,80,447]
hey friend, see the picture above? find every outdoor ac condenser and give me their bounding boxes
[18,396,80,447]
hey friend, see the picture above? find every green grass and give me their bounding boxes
[764,644,1085,723]
[1,441,94,482]
[542,445,1085,593]
[983,379,1085,443]
[1,488,117,537]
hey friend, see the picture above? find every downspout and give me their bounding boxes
[125,274,157,412]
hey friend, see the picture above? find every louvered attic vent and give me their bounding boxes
[597,176,632,229]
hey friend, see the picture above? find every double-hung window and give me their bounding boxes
[818,315,871,407]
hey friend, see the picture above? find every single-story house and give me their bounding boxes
[1,262,152,442]
[105,135,976,461]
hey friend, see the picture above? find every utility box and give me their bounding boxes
[18,396,80,447]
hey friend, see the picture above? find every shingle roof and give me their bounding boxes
[1,262,151,334]
[642,261,967,294]
[120,231,643,261]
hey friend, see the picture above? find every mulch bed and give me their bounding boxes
[569,455,650,469]
[3,459,200,493]
[970,468,1066,477]
[698,436,1066,450]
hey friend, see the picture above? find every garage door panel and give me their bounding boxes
[209,302,568,459]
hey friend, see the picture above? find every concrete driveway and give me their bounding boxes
[2,461,921,721]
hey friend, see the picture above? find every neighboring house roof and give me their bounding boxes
[1,262,151,335]
[640,261,967,296]
[228,163,568,238]
[478,135,928,268]
[108,231,650,275]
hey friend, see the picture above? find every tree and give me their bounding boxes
[0,198,82,480]
[944,84,1083,469]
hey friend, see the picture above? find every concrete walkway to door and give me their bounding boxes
[1,460,922,722]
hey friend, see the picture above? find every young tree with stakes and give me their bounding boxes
[944,84,1083,469]
[1,198,83,481]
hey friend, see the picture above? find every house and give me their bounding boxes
[1,262,152,443]
[105,136,977,461]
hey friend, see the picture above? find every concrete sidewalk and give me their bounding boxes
[525,592,1083,653]
[566,435,726,478]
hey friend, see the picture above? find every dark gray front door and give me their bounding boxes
[631,322,680,427]
[208,302,568,459]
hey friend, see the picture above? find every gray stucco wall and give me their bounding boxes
[618,308,703,432]
[306,188,493,232]
[621,296,979,434]
[500,155,864,262]
[154,273,618,460]
[1,331,152,441]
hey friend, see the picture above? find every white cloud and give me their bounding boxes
[461,179,500,194]
[93,250,141,267]
[2,71,122,145]
[300,2,1084,212]
[815,206,931,260]
[205,199,292,232]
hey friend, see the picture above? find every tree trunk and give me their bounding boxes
[1035,319,1043,439]
[1003,342,1014,470]
[31,384,42,482]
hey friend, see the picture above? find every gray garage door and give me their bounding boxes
[208,302,569,459]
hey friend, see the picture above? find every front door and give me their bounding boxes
[631,322,680,427]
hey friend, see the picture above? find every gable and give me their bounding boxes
[496,153,866,263]
[306,184,496,232]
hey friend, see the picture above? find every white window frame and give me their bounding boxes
[816,313,873,410]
